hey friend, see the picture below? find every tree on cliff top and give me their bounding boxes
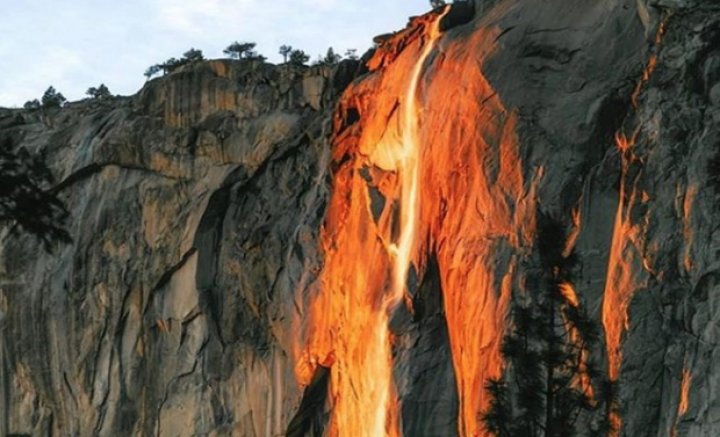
[482,214,612,436]
[322,47,342,65]
[224,41,265,61]
[289,49,310,66]
[23,99,41,110]
[41,86,66,108]
[344,48,359,60]
[144,48,206,79]
[86,84,112,100]
[21,86,66,110]
[0,137,71,250]
[182,48,204,62]
[279,44,293,63]
[144,64,162,80]
[312,47,342,67]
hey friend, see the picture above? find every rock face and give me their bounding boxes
[1,1,720,436]
[0,59,352,436]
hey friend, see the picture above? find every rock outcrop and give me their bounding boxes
[1,0,720,436]
[0,59,353,436]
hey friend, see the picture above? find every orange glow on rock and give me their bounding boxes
[602,17,669,433]
[602,131,647,435]
[563,206,582,259]
[672,366,692,437]
[295,10,673,436]
[295,7,539,435]
[630,16,669,108]
[296,9,452,437]
[678,367,691,416]
[559,281,580,308]
[682,186,697,273]
[418,27,539,434]
[559,281,596,403]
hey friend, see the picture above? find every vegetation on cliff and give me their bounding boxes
[0,136,70,249]
[482,214,615,436]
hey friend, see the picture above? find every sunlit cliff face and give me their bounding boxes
[295,8,538,436]
[293,5,675,437]
[602,130,646,388]
[295,11,454,437]
[600,18,668,434]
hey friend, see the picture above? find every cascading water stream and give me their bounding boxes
[373,11,448,436]
[388,10,445,319]
[295,10,449,437]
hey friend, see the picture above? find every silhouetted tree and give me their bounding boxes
[286,366,331,437]
[595,379,619,436]
[344,48,359,60]
[144,64,162,79]
[41,86,66,108]
[289,49,310,66]
[0,137,70,250]
[86,84,112,99]
[23,99,41,110]
[482,214,610,436]
[224,41,264,60]
[162,57,184,74]
[144,48,204,79]
[182,48,204,62]
[279,45,293,63]
[323,47,341,65]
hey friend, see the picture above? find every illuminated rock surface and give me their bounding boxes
[1,0,720,435]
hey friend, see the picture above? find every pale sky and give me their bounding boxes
[0,0,432,107]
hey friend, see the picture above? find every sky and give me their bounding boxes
[0,0,432,107]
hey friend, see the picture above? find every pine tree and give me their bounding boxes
[279,45,293,63]
[344,48,359,60]
[182,48,204,62]
[144,64,161,79]
[144,48,204,79]
[482,213,611,436]
[322,47,341,65]
[86,84,112,100]
[0,137,71,250]
[224,41,265,61]
[289,49,310,66]
[23,99,41,110]
[41,86,66,108]
[159,57,186,74]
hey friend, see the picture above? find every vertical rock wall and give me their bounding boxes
[0,59,352,436]
[1,0,719,435]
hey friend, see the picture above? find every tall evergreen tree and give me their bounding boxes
[482,213,612,436]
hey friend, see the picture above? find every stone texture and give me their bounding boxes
[1,0,720,436]
[0,59,343,436]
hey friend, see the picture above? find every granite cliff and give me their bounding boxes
[1,0,720,435]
